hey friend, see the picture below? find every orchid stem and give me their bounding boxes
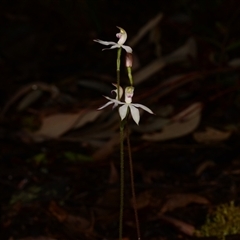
[117,47,124,240]
[127,67,133,86]
[117,48,122,100]
[119,121,125,240]
[126,124,141,240]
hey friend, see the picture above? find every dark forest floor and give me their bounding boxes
[1,1,240,240]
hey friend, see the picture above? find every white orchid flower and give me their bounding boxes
[98,86,153,125]
[94,27,133,53]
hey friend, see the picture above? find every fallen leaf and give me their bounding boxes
[160,193,210,213]
[17,89,43,111]
[134,38,197,85]
[49,200,67,222]
[156,104,174,117]
[77,79,112,94]
[0,82,59,118]
[74,110,102,129]
[134,57,166,85]
[132,117,170,133]
[31,112,83,141]
[193,127,232,143]
[133,191,152,209]
[158,213,196,236]
[142,102,202,141]
[30,110,101,142]
[49,201,90,231]
[171,102,202,121]
[65,214,91,232]
[164,38,197,64]
[92,132,121,161]
[16,237,57,240]
[195,160,216,177]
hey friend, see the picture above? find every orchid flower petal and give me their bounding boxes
[129,105,140,125]
[122,45,133,53]
[111,84,124,109]
[109,44,121,50]
[101,44,120,51]
[119,104,129,121]
[116,26,127,45]
[93,39,117,46]
[112,84,123,99]
[132,103,154,114]
[98,101,114,110]
[104,96,124,105]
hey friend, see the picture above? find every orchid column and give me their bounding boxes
[94,27,153,240]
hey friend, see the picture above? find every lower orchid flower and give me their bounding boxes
[98,86,154,125]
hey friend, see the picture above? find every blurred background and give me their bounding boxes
[1,0,240,239]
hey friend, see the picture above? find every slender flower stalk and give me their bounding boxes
[126,124,141,240]
[126,53,134,86]
[119,121,125,240]
[117,47,122,101]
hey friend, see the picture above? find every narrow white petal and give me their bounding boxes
[93,39,117,46]
[102,47,112,51]
[132,103,154,114]
[112,103,118,109]
[104,96,124,105]
[122,45,133,53]
[129,105,140,125]
[109,44,120,50]
[119,104,128,120]
[112,83,123,99]
[102,44,120,51]
[98,101,114,110]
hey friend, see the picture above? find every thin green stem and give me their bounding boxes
[126,124,141,240]
[117,48,122,100]
[127,66,133,86]
[117,47,124,240]
[119,121,125,240]
[117,47,122,72]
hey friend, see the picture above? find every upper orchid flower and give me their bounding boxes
[94,27,133,53]
[98,85,153,125]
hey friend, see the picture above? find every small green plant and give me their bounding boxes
[10,186,42,204]
[196,201,240,240]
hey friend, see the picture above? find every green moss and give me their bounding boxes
[196,202,240,240]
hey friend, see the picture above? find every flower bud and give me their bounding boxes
[125,53,133,67]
